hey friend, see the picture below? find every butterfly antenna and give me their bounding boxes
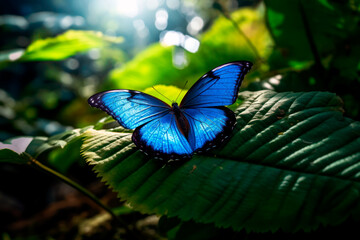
[175,80,188,103]
[152,86,172,103]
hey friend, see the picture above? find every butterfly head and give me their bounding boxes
[172,102,179,108]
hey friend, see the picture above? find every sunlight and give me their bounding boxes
[269,75,282,85]
[114,0,139,18]
[183,36,199,53]
[160,30,183,46]
[146,0,161,10]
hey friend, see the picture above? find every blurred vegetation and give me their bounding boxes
[0,0,359,239]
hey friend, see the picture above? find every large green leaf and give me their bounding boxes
[82,90,360,232]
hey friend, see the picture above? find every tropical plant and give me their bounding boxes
[1,0,359,239]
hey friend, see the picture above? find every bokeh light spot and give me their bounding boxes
[187,16,204,35]
[155,9,168,30]
[160,30,200,53]
[65,58,80,70]
[183,36,200,53]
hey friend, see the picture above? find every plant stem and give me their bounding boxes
[214,2,262,62]
[299,0,324,71]
[22,152,141,239]
[23,153,117,218]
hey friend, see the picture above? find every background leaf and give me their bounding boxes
[0,137,34,154]
[82,90,360,232]
[17,30,123,62]
[265,0,360,69]
[0,127,90,170]
[0,149,28,164]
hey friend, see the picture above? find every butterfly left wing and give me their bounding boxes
[88,90,171,129]
[182,107,236,152]
[132,112,193,160]
[89,90,193,160]
[180,61,252,108]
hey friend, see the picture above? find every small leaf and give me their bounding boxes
[20,30,123,61]
[82,90,360,232]
[47,136,83,173]
[143,85,186,105]
[34,127,92,157]
[0,127,91,168]
[0,149,28,164]
[0,137,33,154]
[0,136,39,164]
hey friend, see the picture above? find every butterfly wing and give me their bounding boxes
[183,107,236,152]
[88,61,252,160]
[89,90,193,160]
[179,61,252,152]
[132,112,193,160]
[88,90,171,129]
[180,61,252,108]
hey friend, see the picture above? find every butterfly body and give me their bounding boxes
[89,61,252,161]
[171,102,190,138]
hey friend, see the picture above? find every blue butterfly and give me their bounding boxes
[88,61,252,161]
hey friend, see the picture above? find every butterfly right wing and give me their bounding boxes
[180,61,252,108]
[132,112,193,160]
[88,90,171,129]
[183,106,236,153]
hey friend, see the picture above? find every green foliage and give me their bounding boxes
[0,127,89,168]
[265,0,360,69]
[1,1,360,238]
[45,127,92,172]
[82,90,360,232]
[262,0,360,120]
[107,7,272,90]
[21,30,123,61]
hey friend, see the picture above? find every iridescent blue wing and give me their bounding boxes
[132,112,193,160]
[180,61,252,108]
[89,90,193,160]
[88,90,171,129]
[183,107,236,152]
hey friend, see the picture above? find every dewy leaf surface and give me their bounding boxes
[82,90,360,232]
